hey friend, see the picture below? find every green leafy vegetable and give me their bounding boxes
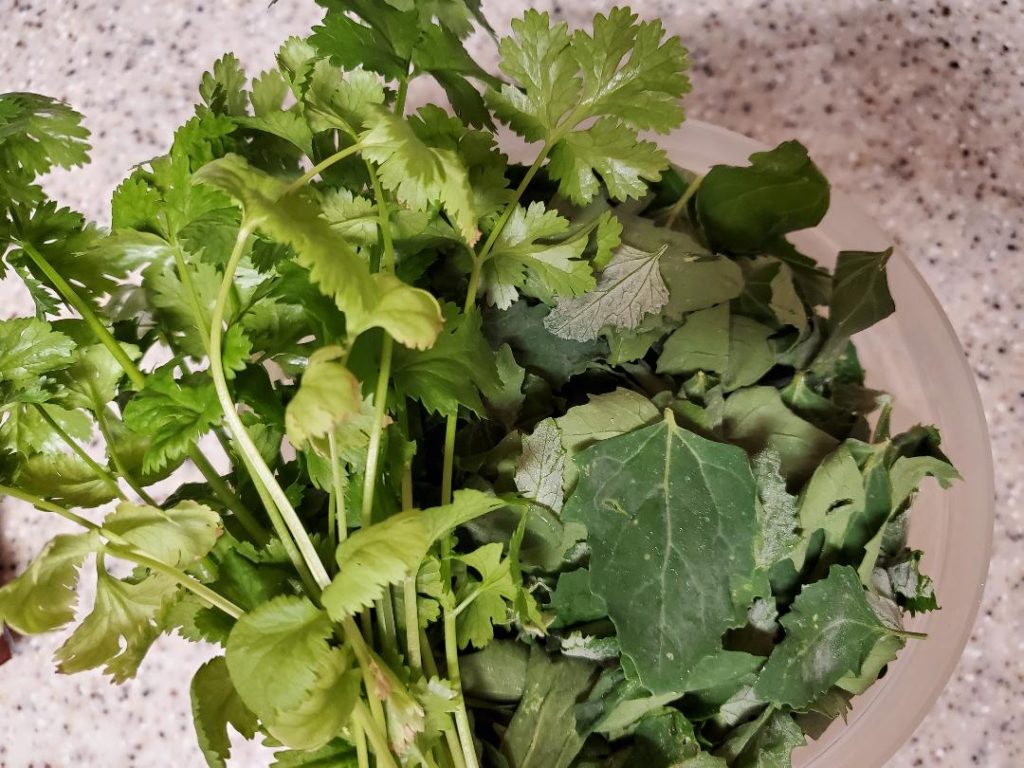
[0,6,954,767]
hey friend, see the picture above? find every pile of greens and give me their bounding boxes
[0,2,958,766]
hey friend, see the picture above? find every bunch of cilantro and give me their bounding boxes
[0,1,958,766]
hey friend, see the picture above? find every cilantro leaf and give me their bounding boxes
[0,531,100,634]
[0,92,90,177]
[544,244,668,342]
[122,369,222,475]
[285,347,362,448]
[15,451,121,508]
[225,595,336,720]
[455,542,517,649]
[479,201,594,309]
[0,317,75,392]
[102,501,223,569]
[488,8,688,203]
[55,568,178,683]
[360,108,479,244]
[191,656,259,768]
[391,304,500,416]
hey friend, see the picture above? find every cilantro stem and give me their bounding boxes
[0,484,99,531]
[0,484,243,619]
[104,543,243,620]
[19,241,145,389]
[328,431,347,550]
[353,700,398,768]
[399,459,422,669]
[395,78,410,115]
[283,141,366,196]
[33,403,127,502]
[662,172,703,229]
[361,336,393,528]
[440,413,458,505]
[354,723,370,768]
[443,609,479,768]
[18,239,258,536]
[95,406,158,506]
[188,448,270,545]
[210,224,332,589]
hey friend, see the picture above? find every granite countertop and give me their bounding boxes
[1,0,1021,765]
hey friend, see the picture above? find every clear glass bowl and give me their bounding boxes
[663,121,994,766]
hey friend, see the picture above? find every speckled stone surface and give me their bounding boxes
[1,0,1021,766]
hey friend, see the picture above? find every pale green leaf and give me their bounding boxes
[544,244,668,342]
[103,500,223,569]
[479,202,593,309]
[285,347,362,448]
[0,531,99,634]
[225,595,334,718]
[55,568,179,682]
[191,656,259,768]
[514,418,566,513]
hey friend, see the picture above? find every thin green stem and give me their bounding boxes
[361,335,394,527]
[210,225,331,589]
[0,484,99,531]
[20,241,145,389]
[394,78,410,115]
[21,239,254,534]
[354,723,370,768]
[353,701,398,768]
[105,543,243,619]
[284,142,366,196]
[328,431,346,549]
[443,728,467,768]
[189,447,270,545]
[171,244,213,351]
[662,172,703,229]
[444,610,479,768]
[440,415,458,506]
[34,403,126,501]
[343,617,390,733]
[400,461,421,669]
[96,407,157,505]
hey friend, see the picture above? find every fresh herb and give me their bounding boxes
[0,2,957,767]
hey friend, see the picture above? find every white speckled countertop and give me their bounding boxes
[1,0,1021,766]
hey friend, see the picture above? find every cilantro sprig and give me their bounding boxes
[0,3,956,767]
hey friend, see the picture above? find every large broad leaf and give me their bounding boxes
[695,141,830,254]
[752,565,896,709]
[191,656,259,768]
[657,304,776,391]
[544,244,669,342]
[562,413,761,694]
[0,531,99,634]
[103,500,223,569]
[715,707,805,767]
